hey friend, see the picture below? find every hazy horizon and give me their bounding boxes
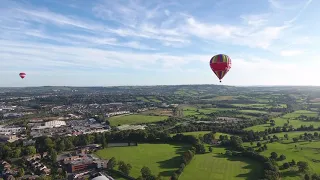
[1,0,319,87]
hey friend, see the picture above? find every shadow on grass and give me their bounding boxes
[214,154,263,180]
[156,144,190,177]
[281,170,300,178]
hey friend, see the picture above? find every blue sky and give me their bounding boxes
[1,0,319,87]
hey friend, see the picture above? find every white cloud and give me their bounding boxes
[280,50,304,56]
[240,14,269,27]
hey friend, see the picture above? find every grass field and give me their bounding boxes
[136,96,150,102]
[179,147,263,180]
[140,109,173,116]
[109,114,168,126]
[262,141,320,180]
[239,110,268,114]
[170,131,230,138]
[95,143,190,179]
[245,110,320,131]
[232,104,287,109]
[182,106,235,118]
[243,131,320,180]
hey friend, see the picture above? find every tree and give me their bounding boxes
[64,139,74,150]
[194,143,206,154]
[25,146,36,156]
[18,168,25,177]
[50,149,57,163]
[56,140,65,152]
[270,152,278,160]
[293,138,298,143]
[305,174,310,180]
[230,136,243,150]
[279,155,286,161]
[11,148,21,158]
[225,150,232,156]
[107,157,117,169]
[263,144,268,150]
[209,146,213,153]
[118,161,132,175]
[141,166,152,179]
[257,142,262,147]
[291,159,296,166]
[101,134,107,149]
[297,161,309,172]
[283,162,290,169]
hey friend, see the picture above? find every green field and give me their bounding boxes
[109,114,168,126]
[245,110,320,131]
[182,106,235,118]
[239,110,268,114]
[95,143,190,178]
[243,131,320,180]
[263,141,320,180]
[179,147,263,180]
[136,97,150,102]
[170,131,230,138]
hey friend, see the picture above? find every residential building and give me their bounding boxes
[67,159,96,173]
[95,160,109,169]
[0,134,20,142]
[0,126,26,135]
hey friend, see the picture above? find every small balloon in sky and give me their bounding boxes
[19,72,26,79]
[209,54,232,83]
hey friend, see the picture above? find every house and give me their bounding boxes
[212,139,221,145]
[67,159,96,173]
[95,160,109,169]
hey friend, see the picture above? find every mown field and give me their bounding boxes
[179,146,263,180]
[109,114,168,126]
[95,143,190,179]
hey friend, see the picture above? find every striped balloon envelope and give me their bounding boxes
[209,54,232,82]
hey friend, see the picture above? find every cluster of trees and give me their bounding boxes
[293,132,320,142]
[298,115,320,122]
[170,148,196,180]
[225,150,280,180]
[270,152,286,161]
[304,173,320,180]
[137,166,162,180]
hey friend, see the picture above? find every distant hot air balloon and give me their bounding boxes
[209,54,232,83]
[19,72,26,79]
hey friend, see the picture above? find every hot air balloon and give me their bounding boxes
[19,72,26,79]
[209,54,232,82]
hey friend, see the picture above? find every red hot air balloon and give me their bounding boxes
[209,54,232,82]
[19,72,26,79]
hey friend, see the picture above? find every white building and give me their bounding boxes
[31,120,66,130]
[0,126,26,135]
[44,120,66,128]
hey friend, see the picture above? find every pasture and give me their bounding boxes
[179,147,263,180]
[243,131,320,180]
[109,114,168,126]
[170,131,230,138]
[140,109,173,117]
[95,143,190,179]
[245,110,320,131]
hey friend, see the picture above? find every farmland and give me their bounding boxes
[246,110,320,131]
[3,85,320,180]
[179,147,263,180]
[95,143,190,179]
[243,131,320,180]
